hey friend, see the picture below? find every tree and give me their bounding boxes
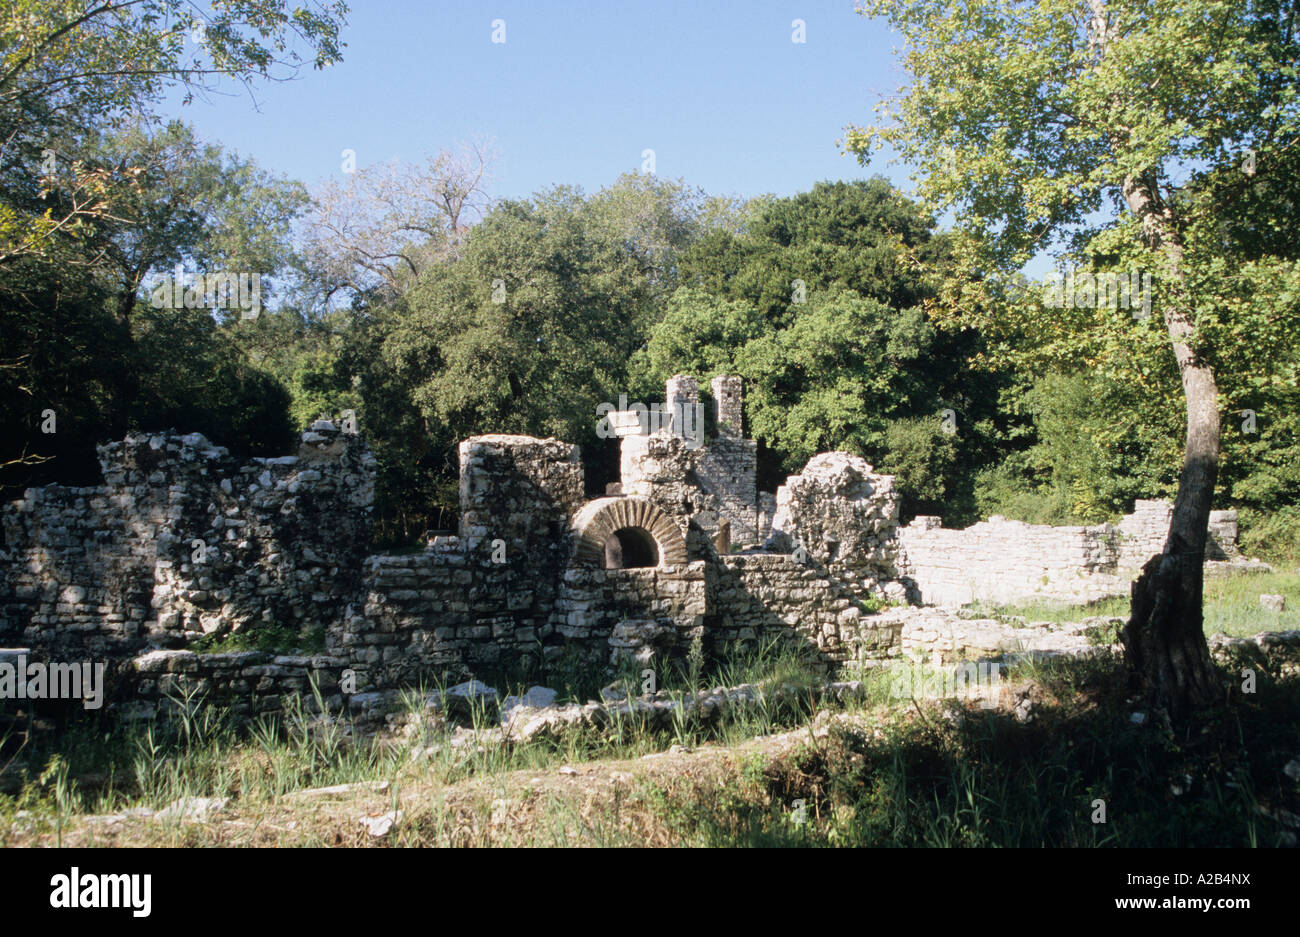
[0,121,306,491]
[0,0,347,265]
[297,140,496,308]
[846,0,1300,718]
[638,179,1003,508]
[0,2,344,493]
[83,121,307,324]
[385,186,662,446]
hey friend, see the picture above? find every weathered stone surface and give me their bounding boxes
[767,451,900,572]
[0,377,1274,730]
[897,500,1252,608]
[444,679,500,716]
[501,686,557,716]
[359,810,402,837]
[1,428,374,661]
[608,618,677,666]
[154,796,228,822]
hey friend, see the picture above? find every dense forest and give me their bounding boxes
[2,2,1297,565]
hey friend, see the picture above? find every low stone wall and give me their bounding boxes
[709,554,903,669]
[897,500,1245,608]
[122,648,352,723]
[1117,500,1239,566]
[702,452,910,669]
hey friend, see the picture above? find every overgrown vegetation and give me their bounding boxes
[189,623,326,656]
[5,635,1296,847]
[5,13,1296,547]
[645,653,1300,848]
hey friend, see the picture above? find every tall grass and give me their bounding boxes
[634,654,1300,848]
[4,610,1297,847]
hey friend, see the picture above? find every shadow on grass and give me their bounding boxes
[5,646,1298,847]
[653,652,1300,847]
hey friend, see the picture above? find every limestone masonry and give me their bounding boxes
[0,375,1256,722]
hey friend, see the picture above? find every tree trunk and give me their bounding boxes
[104,286,140,441]
[1119,175,1221,720]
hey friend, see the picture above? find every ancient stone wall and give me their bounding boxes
[1,424,806,722]
[0,426,374,659]
[766,451,903,583]
[897,500,1245,608]
[708,555,903,670]
[123,648,352,724]
[621,432,736,556]
[689,452,911,670]
[0,394,1263,727]
[1116,499,1240,567]
[618,375,763,547]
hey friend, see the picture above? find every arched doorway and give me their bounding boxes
[604,527,660,568]
[570,496,688,569]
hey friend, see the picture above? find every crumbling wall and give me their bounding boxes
[618,375,763,549]
[4,405,1260,727]
[697,452,910,670]
[124,648,352,724]
[898,500,1245,608]
[0,426,374,658]
[621,432,718,558]
[456,433,586,663]
[766,452,903,584]
[557,563,707,666]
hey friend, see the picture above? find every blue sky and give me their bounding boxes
[160,0,913,205]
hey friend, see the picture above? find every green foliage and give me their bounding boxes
[81,120,309,321]
[846,0,1300,540]
[347,175,739,534]
[0,123,305,495]
[1238,507,1300,567]
[878,415,959,518]
[972,455,1075,526]
[0,0,347,266]
[191,622,324,655]
[389,188,655,445]
[133,306,296,456]
[997,371,1183,523]
[635,179,1008,512]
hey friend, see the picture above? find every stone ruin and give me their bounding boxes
[0,374,1256,724]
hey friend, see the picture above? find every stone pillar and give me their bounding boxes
[711,375,744,438]
[665,374,698,438]
[458,435,585,553]
[666,374,699,410]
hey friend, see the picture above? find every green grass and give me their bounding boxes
[1203,568,1300,637]
[0,641,897,842]
[965,595,1130,625]
[636,653,1300,848]
[968,568,1300,638]
[5,610,1298,847]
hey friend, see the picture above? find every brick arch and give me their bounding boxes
[571,497,688,568]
